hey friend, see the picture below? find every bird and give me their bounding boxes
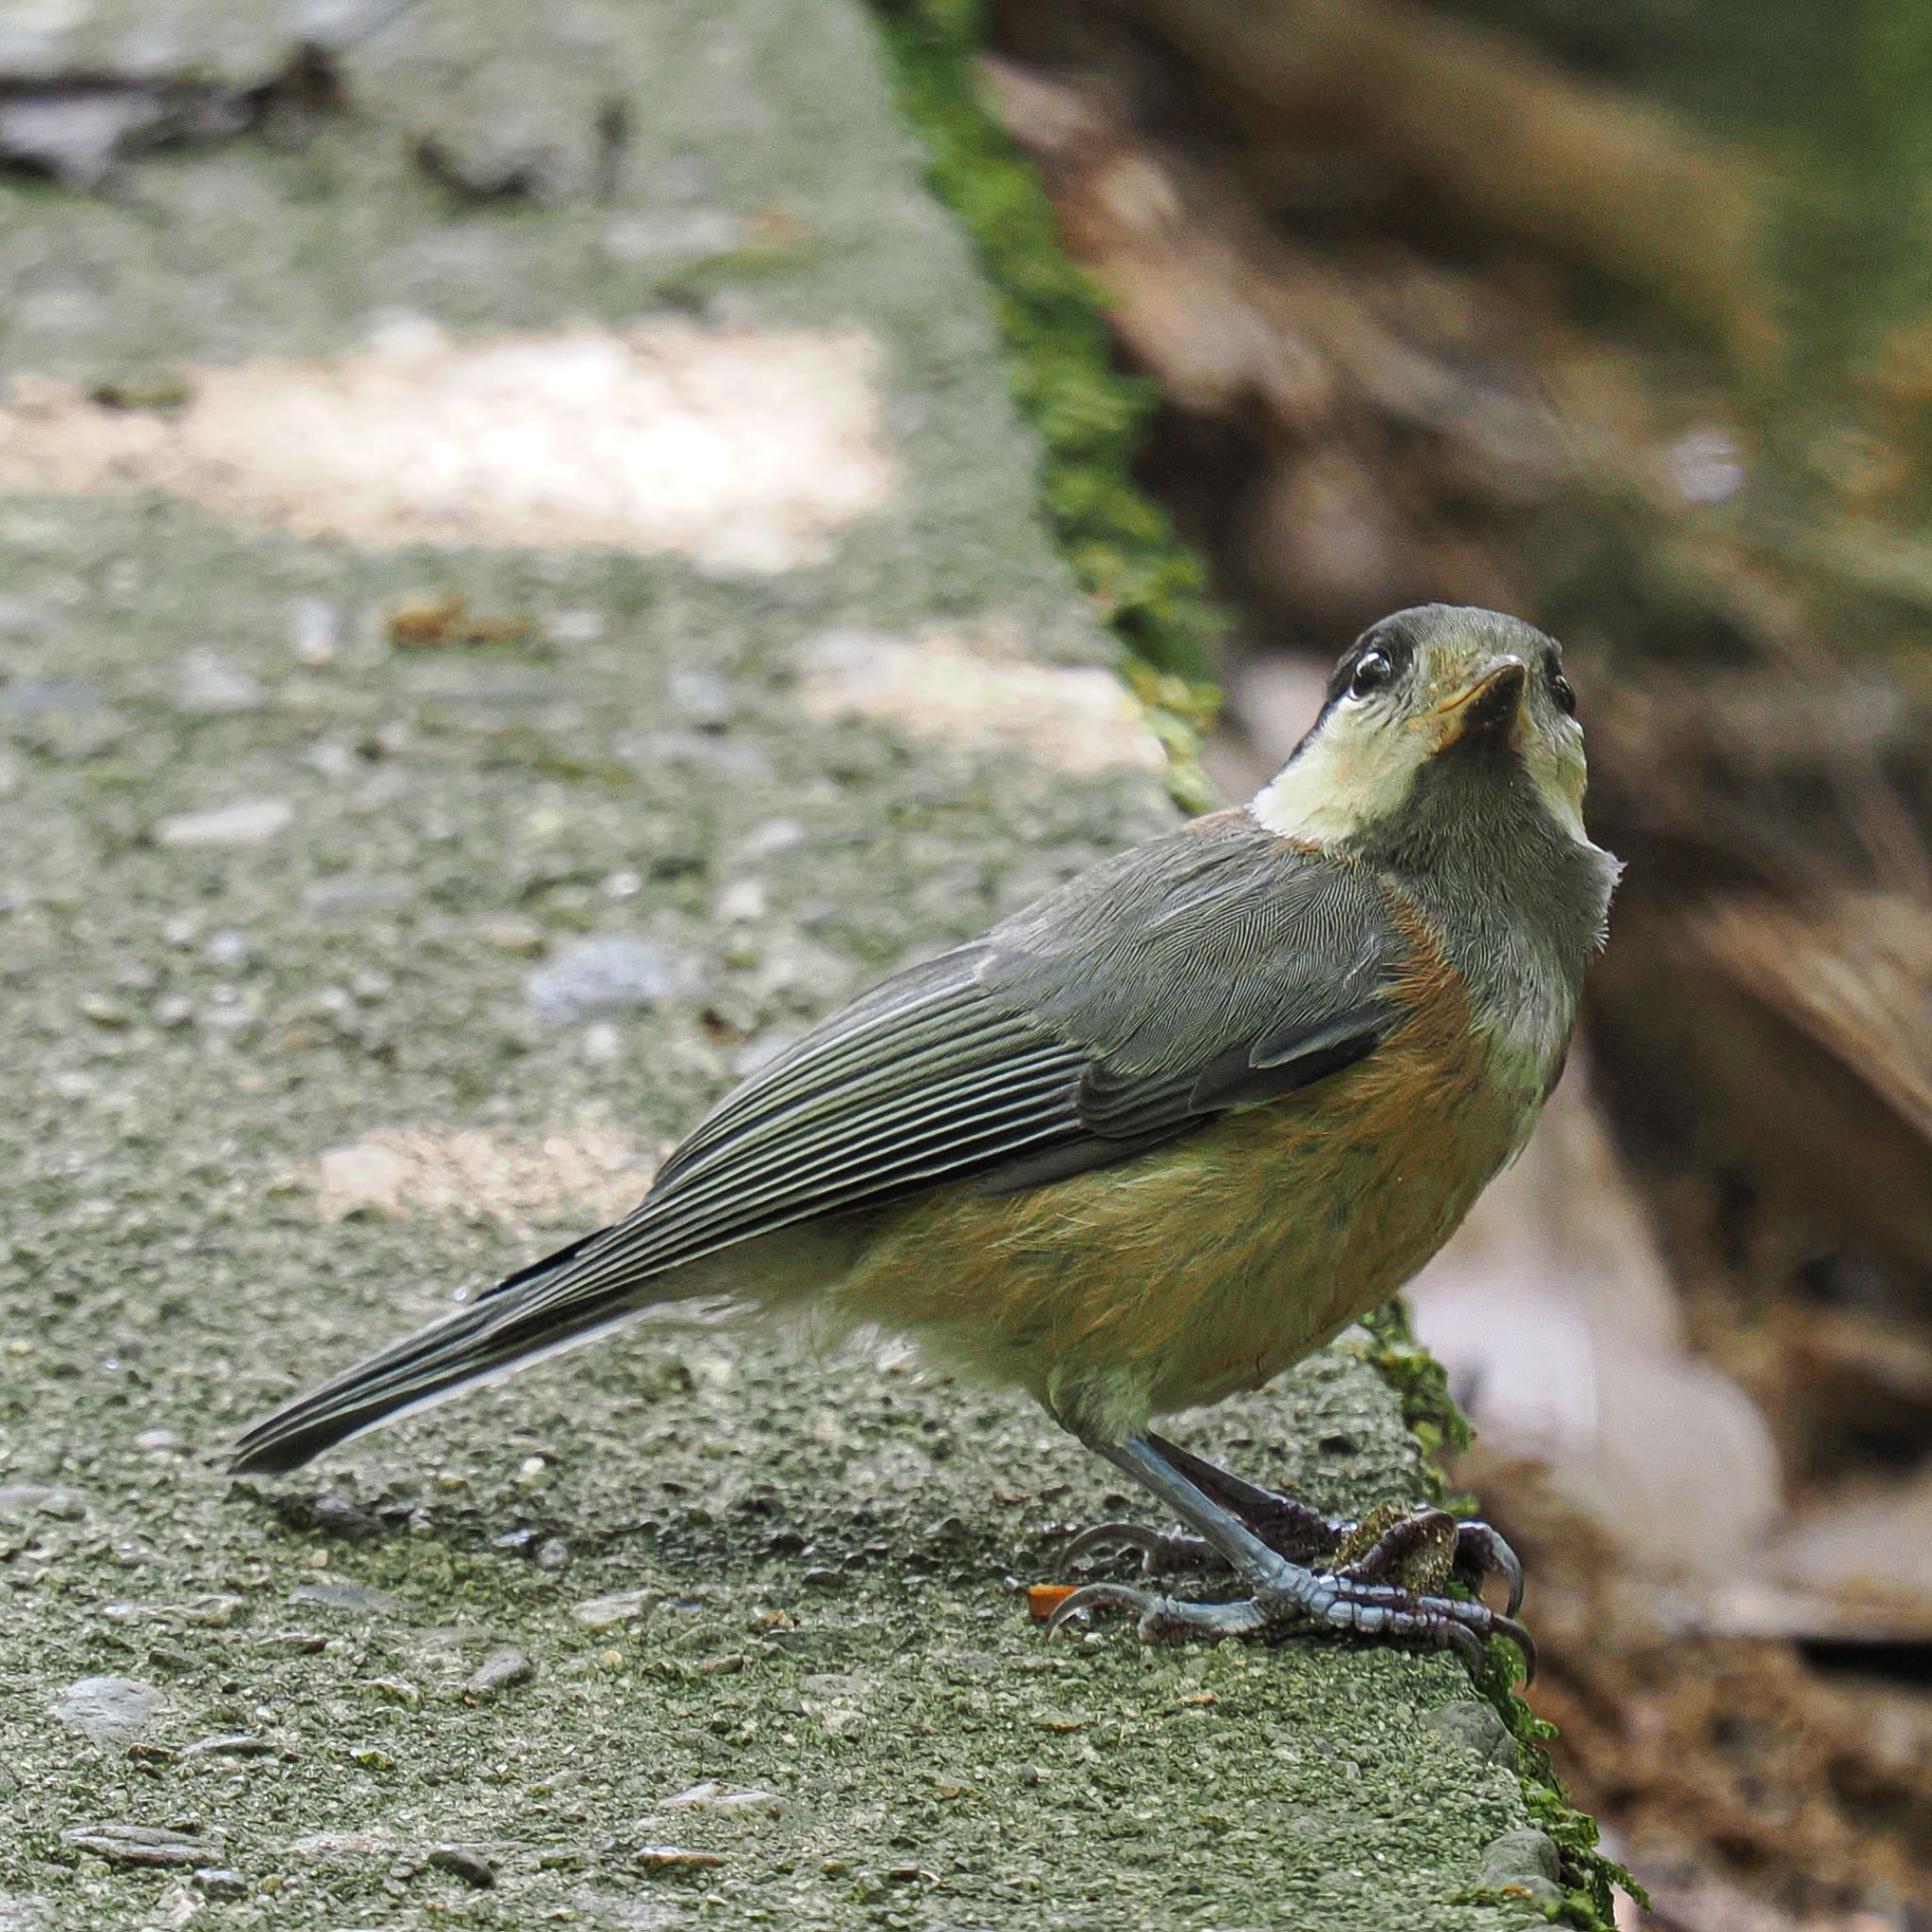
[233,604,1619,1668]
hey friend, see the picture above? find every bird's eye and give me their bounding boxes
[1548,669,1577,716]
[1348,649,1394,699]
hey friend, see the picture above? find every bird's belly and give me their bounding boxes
[835,1007,1532,1442]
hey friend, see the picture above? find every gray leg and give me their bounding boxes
[1070,1432,1524,1616]
[1048,1436,1532,1678]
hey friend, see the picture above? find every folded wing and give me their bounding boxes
[494,812,1409,1324]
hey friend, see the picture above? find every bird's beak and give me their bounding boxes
[1424,656,1527,748]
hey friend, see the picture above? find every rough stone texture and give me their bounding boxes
[0,1,1546,1925]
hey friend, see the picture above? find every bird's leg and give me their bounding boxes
[1070,1430,1523,1616]
[1050,1436,1532,1678]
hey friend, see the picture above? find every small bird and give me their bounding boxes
[235,605,1618,1666]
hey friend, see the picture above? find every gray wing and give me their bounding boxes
[487,811,1409,1319]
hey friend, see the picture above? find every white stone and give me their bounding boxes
[153,798,293,847]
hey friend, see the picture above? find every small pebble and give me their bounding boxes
[463,1648,534,1699]
[580,1022,622,1066]
[0,676,103,716]
[667,666,733,728]
[201,989,258,1034]
[65,1824,218,1869]
[428,1846,496,1890]
[290,597,340,666]
[633,1845,724,1874]
[304,739,358,780]
[739,816,806,859]
[175,651,264,717]
[543,607,605,644]
[1476,1827,1561,1889]
[1424,1698,1518,1769]
[53,1675,167,1744]
[303,875,412,916]
[288,1579,398,1617]
[479,913,546,957]
[661,1782,783,1819]
[192,1868,249,1900]
[153,798,293,848]
[181,1733,277,1759]
[523,937,692,1025]
[1667,426,1744,505]
[572,1588,654,1630]
[151,994,194,1029]
[205,928,257,969]
[0,593,49,638]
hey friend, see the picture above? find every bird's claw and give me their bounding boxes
[1049,1573,1534,1679]
[1451,1521,1524,1619]
[1047,1581,1272,1643]
[1064,1520,1219,1575]
[1331,1507,1526,1621]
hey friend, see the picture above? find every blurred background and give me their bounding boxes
[942,1,1932,1925]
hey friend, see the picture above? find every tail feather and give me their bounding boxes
[231,1231,626,1474]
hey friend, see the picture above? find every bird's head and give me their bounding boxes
[1250,605,1592,851]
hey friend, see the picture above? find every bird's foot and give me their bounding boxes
[1048,1569,1533,1676]
[1141,1432,1525,1616]
[1065,1506,1518,1604]
[1054,1437,1531,1677]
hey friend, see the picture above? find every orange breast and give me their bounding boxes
[831,903,1532,1442]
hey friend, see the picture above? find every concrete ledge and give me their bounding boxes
[0,2,1574,1924]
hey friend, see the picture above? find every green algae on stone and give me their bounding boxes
[1357,1296,1477,1507]
[872,0,1226,811]
[1357,1298,1640,1929]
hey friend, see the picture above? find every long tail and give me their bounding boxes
[231,1230,632,1474]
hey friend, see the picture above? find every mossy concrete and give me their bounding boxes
[2,2,1554,1925]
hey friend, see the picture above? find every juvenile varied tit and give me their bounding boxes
[235,604,1618,1668]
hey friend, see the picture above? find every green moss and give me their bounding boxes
[1475,1646,1648,1930]
[1357,1295,1475,1506]
[871,0,1225,807]
[1357,1301,1641,1928]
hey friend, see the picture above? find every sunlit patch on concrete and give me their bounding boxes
[309,1125,656,1229]
[0,319,891,573]
[795,624,1166,775]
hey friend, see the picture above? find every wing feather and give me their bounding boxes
[487,811,1412,1323]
